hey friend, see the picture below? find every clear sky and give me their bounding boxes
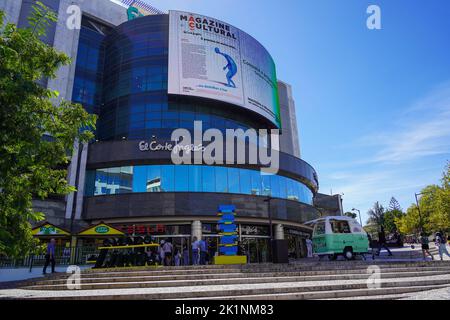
[145,0,450,224]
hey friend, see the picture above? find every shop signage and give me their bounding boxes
[138,140,205,153]
[95,226,109,234]
[78,223,124,236]
[240,225,269,236]
[32,223,70,236]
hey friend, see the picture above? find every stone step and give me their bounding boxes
[184,284,449,300]
[24,269,450,289]
[17,274,450,300]
[29,264,450,284]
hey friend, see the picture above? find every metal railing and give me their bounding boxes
[0,246,100,269]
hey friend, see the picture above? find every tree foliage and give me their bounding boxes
[0,3,96,257]
[395,162,450,235]
[344,211,357,219]
[366,201,385,229]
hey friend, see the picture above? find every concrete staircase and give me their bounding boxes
[1,260,449,300]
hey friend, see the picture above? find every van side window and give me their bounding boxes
[315,222,325,235]
[330,220,351,234]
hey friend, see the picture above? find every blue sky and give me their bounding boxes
[146,0,450,224]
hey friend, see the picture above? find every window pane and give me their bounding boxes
[279,176,287,199]
[133,166,147,192]
[215,166,228,193]
[174,165,189,191]
[261,173,271,196]
[202,166,215,192]
[250,170,260,195]
[160,165,174,192]
[189,165,202,192]
[270,175,280,198]
[146,165,161,192]
[228,168,240,193]
[239,169,251,195]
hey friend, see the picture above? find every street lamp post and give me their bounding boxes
[414,190,434,233]
[352,208,362,226]
[415,193,424,232]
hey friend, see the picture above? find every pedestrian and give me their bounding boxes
[158,240,165,266]
[376,227,393,256]
[305,235,313,258]
[43,238,56,275]
[199,238,207,265]
[182,244,189,266]
[163,238,173,266]
[420,232,434,261]
[174,245,181,266]
[191,236,199,265]
[436,232,450,261]
[367,233,375,260]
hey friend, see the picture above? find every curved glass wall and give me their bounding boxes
[85,165,313,205]
[98,15,269,142]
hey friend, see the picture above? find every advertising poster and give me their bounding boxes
[168,11,281,128]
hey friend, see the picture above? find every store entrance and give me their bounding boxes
[152,235,191,265]
[241,237,270,263]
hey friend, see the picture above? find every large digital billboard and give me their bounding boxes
[168,11,281,128]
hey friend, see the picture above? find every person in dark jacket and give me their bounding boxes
[377,227,393,256]
[43,238,56,274]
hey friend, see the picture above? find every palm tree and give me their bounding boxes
[367,201,385,231]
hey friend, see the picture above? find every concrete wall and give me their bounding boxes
[0,0,23,25]
[278,81,301,158]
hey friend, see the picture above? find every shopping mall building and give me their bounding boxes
[2,0,343,262]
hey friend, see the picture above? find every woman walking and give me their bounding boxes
[420,232,433,260]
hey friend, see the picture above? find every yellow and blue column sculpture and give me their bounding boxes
[214,205,247,265]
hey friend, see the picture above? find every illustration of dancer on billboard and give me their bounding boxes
[214,47,237,88]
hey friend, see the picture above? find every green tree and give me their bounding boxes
[388,197,402,212]
[366,201,385,231]
[383,197,404,233]
[395,162,450,235]
[0,3,96,257]
[395,205,421,235]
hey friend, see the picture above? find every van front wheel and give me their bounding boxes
[344,248,354,260]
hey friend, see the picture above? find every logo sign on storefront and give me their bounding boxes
[32,223,70,236]
[95,226,110,234]
[78,223,124,236]
[138,140,205,154]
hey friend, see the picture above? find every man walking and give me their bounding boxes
[43,238,56,275]
[199,238,207,265]
[191,236,199,265]
[376,227,393,256]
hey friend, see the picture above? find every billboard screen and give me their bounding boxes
[168,11,281,128]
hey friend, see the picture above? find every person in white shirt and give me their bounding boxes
[158,240,165,265]
[163,239,173,266]
[306,235,313,258]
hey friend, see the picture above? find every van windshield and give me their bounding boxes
[330,220,351,234]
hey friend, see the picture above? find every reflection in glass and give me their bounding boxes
[87,165,314,205]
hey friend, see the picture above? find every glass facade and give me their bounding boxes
[97,15,269,142]
[85,165,313,205]
[72,18,110,115]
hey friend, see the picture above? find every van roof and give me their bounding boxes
[304,216,356,226]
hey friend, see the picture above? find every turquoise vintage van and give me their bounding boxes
[306,216,369,260]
